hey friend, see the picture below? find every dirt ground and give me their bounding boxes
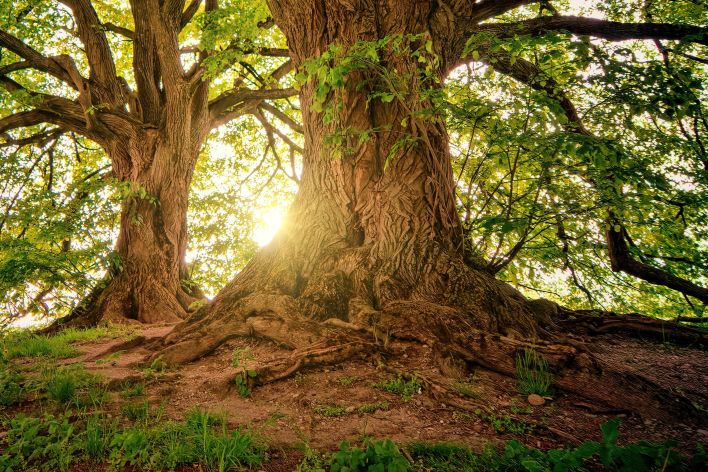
[5,324,708,470]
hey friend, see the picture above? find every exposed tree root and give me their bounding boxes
[147,288,703,424]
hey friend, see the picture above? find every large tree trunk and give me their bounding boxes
[157,0,537,365]
[52,95,209,328]
[152,0,701,420]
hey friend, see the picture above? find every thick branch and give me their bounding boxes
[0,29,76,87]
[477,16,708,46]
[607,220,708,304]
[103,22,135,39]
[181,0,202,29]
[59,0,123,101]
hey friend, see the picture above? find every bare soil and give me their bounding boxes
[4,325,707,470]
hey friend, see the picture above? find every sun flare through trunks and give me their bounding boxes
[251,205,288,247]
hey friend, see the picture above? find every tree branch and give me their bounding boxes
[477,16,708,46]
[102,22,135,39]
[209,87,297,125]
[181,0,202,29]
[607,218,708,304]
[0,29,77,88]
[59,0,124,102]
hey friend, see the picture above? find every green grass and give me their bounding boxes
[336,375,358,386]
[0,408,266,472]
[38,365,100,404]
[1,326,127,360]
[453,377,478,398]
[372,374,422,400]
[407,419,707,471]
[314,404,348,417]
[0,366,23,406]
[515,348,553,397]
[121,381,145,398]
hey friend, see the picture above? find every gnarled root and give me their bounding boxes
[150,292,701,423]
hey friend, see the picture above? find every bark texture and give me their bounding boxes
[152,1,707,419]
[1,0,295,327]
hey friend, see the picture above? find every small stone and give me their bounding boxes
[527,394,545,406]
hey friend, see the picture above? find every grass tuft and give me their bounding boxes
[515,348,553,397]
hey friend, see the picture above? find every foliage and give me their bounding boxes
[515,349,553,397]
[0,407,266,472]
[409,418,703,471]
[0,364,22,406]
[0,413,79,472]
[372,374,422,401]
[330,439,410,472]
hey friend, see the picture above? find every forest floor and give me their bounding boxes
[1,323,707,471]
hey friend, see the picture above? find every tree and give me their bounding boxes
[153,0,706,414]
[0,0,297,325]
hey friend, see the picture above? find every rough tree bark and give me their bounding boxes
[152,0,706,418]
[1,0,295,327]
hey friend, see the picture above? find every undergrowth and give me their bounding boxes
[0,408,266,471]
[372,373,422,400]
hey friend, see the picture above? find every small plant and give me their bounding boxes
[372,374,422,400]
[0,367,23,406]
[296,444,328,472]
[488,414,534,435]
[314,404,348,417]
[453,377,477,398]
[85,384,110,408]
[145,356,168,376]
[84,414,118,460]
[121,400,153,422]
[331,439,409,472]
[336,375,358,386]
[231,346,255,368]
[357,401,390,414]
[231,346,257,397]
[515,348,552,396]
[121,381,145,398]
[44,369,78,403]
[233,369,256,397]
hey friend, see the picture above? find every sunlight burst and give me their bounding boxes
[251,206,288,246]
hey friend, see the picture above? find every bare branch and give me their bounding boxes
[0,29,77,87]
[476,16,708,46]
[259,102,303,134]
[181,0,202,29]
[209,87,297,122]
[607,218,708,304]
[103,22,135,39]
